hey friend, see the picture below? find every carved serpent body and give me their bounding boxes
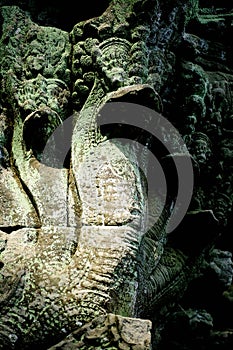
[0,5,156,348]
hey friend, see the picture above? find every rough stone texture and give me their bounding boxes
[47,313,152,350]
[0,1,232,349]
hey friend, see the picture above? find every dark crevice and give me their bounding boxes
[11,163,42,225]
[0,9,3,39]
[0,225,27,233]
[199,0,233,9]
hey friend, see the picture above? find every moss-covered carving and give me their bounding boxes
[0,1,232,349]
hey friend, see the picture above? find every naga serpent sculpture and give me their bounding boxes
[0,1,232,349]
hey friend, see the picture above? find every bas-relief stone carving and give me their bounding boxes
[0,1,232,349]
